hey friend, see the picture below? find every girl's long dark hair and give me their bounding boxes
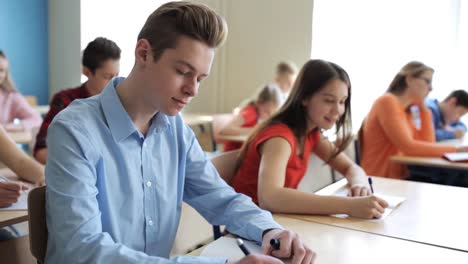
[236,59,353,170]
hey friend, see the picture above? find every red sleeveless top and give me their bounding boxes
[224,104,259,151]
[232,123,321,204]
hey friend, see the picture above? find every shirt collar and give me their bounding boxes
[100,77,170,142]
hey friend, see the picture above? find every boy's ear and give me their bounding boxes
[135,39,151,64]
[82,66,92,78]
[447,97,457,106]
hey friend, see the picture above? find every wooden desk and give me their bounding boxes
[7,130,33,145]
[284,177,468,252]
[216,134,247,143]
[190,215,468,263]
[390,136,468,170]
[35,105,50,116]
[0,168,28,228]
[391,155,468,170]
[181,113,213,127]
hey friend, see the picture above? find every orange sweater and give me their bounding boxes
[361,93,456,179]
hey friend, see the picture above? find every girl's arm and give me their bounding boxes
[313,137,371,196]
[257,137,387,219]
[220,114,254,135]
[0,126,44,185]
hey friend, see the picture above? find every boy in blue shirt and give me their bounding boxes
[426,90,468,141]
[44,2,315,264]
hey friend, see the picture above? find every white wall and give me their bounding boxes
[187,0,314,114]
[48,0,82,97]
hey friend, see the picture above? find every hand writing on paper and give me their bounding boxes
[347,196,389,219]
[348,184,372,197]
[0,182,28,208]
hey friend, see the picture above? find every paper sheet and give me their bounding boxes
[201,237,290,263]
[331,189,405,222]
[0,178,31,210]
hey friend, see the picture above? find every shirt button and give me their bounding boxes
[146,181,152,187]
[148,219,154,226]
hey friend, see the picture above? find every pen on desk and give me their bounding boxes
[368,177,374,194]
[236,238,251,256]
[270,238,281,250]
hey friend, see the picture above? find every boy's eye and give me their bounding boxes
[176,69,189,75]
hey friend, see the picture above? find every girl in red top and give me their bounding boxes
[232,59,389,220]
[221,85,281,151]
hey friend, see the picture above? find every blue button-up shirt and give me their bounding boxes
[45,77,281,264]
[426,98,467,141]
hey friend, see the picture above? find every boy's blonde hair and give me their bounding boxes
[138,1,228,62]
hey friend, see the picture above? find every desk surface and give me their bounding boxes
[391,155,468,170]
[181,113,213,127]
[0,168,29,228]
[7,130,33,145]
[216,134,247,143]
[390,136,468,170]
[35,105,50,115]
[190,215,468,263]
[284,177,468,252]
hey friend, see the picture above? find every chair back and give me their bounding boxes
[211,149,240,186]
[355,119,366,165]
[27,186,47,264]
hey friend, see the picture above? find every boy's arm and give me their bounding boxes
[183,127,282,243]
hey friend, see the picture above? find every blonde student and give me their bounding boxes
[221,85,281,151]
[232,59,389,220]
[0,50,42,131]
[360,61,468,180]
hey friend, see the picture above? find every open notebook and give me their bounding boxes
[443,152,468,162]
[331,190,406,222]
[201,237,291,263]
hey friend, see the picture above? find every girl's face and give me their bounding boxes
[406,70,433,101]
[257,101,278,120]
[0,57,8,85]
[302,79,348,131]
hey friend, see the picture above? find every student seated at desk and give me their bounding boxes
[361,61,468,180]
[425,90,468,141]
[239,62,298,108]
[221,85,281,151]
[45,2,315,263]
[232,59,388,220]
[0,50,42,131]
[0,125,44,241]
[33,37,121,164]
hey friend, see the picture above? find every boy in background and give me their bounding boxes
[34,37,120,163]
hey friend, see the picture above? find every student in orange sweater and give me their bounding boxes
[232,59,389,220]
[361,61,468,180]
[221,85,281,151]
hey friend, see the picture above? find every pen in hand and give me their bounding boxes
[368,177,374,194]
[270,239,280,250]
[236,238,251,256]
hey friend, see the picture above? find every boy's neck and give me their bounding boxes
[116,75,157,135]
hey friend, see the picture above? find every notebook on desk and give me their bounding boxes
[443,152,468,162]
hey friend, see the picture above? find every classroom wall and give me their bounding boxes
[48,0,81,98]
[0,0,49,105]
[186,0,314,114]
